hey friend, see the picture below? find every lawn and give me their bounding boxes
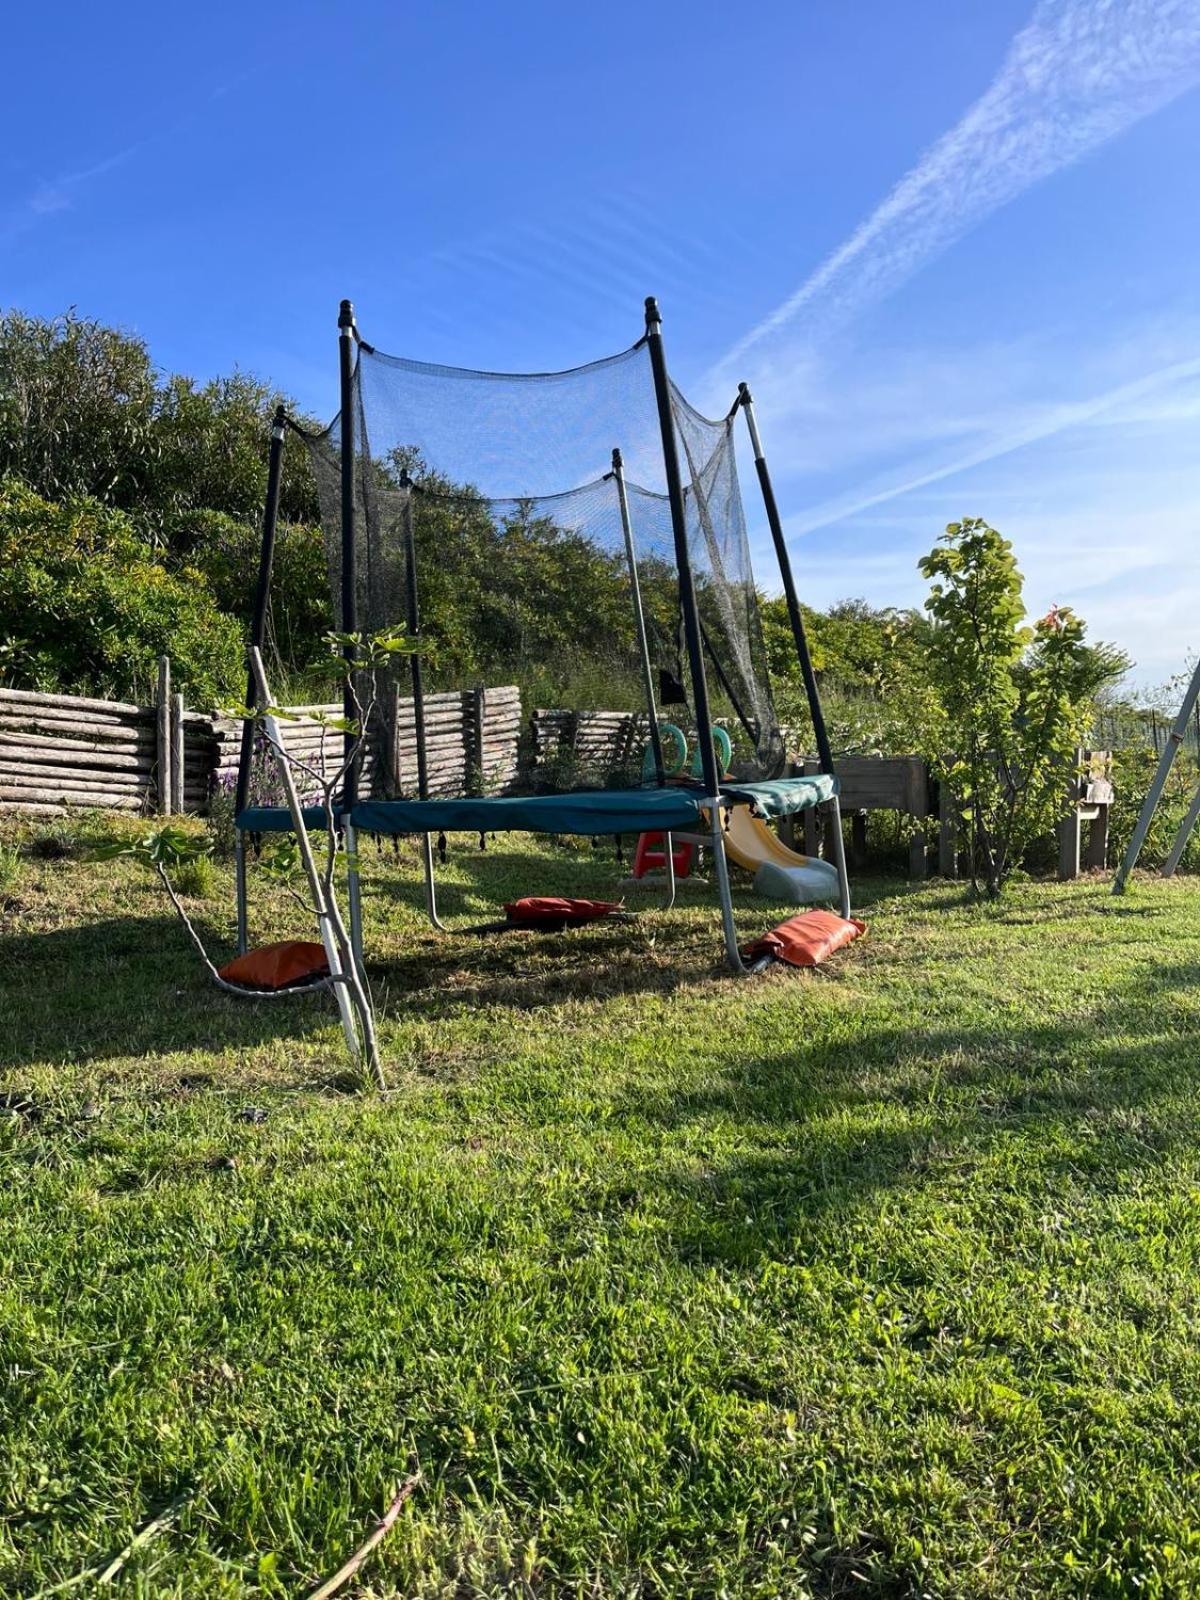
[3,822,1200,1598]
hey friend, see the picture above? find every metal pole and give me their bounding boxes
[826,797,853,920]
[644,297,745,971]
[250,648,364,1068]
[338,299,364,962]
[235,835,248,954]
[612,447,677,909]
[737,382,835,778]
[399,479,430,801]
[1113,657,1200,892]
[234,405,288,819]
[1163,783,1200,878]
[611,448,665,785]
[400,479,446,931]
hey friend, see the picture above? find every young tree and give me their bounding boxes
[920,517,1127,896]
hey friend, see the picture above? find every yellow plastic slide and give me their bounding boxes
[716,804,842,903]
[722,805,813,872]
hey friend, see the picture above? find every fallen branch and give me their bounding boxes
[306,1473,421,1600]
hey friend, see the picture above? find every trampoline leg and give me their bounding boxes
[344,821,365,975]
[663,830,678,911]
[708,800,749,974]
[234,833,249,955]
[826,797,852,920]
[422,833,448,929]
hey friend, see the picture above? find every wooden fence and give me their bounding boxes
[0,676,525,818]
[210,685,523,801]
[0,680,1113,882]
[0,684,214,817]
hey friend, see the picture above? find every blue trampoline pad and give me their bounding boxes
[235,778,836,839]
[235,805,338,833]
[719,775,837,819]
[350,787,706,837]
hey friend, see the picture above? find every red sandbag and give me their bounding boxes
[742,909,866,968]
[503,896,624,930]
[217,940,330,990]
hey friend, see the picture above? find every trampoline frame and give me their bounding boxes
[233,299,850,974]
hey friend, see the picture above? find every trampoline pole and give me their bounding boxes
[234,834,248,955]
[401,481,446,931]
[645,297,746,973]
[737,383,835,781]
[338,299,365,970]
[611,448,665,786]
[236,405,287,817]
[827,797,852,921]
[233,405,288,948]
[613,446,676,910]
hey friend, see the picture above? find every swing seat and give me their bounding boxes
[217,940,330,991]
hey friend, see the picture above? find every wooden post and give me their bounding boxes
[851,811,868,867]
[937,780,957,878]
[907,756,929,881]
[1057,808,1081,880]
[1086,803,1110,870]
[1084,749,1113,871]
[170,692,185,815]
[1057,745,1084,881]
[156,656,171,815]
[471,686,486,792]
[779,758,799,850]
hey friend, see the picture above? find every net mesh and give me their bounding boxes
[298,329,789,805]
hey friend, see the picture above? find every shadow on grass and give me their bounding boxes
[0,911,337,1078]
[605,957,1200,1272]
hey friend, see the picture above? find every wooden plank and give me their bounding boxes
[0,685,147,716]
[0,759,148,788]
[0,783,146,810]
[0,746,153,775]
[0,800,69,816]
[0,729,156,758]
[0,765,149,792]
[0,709,152,738]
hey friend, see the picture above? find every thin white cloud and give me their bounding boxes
[719,0,1200,374]
[1,69,260,251]
[1,142,146,245]
[789,351,1200,536]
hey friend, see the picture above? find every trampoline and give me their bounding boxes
[232,299,850,972]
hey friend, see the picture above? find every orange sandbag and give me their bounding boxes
[742,909,866,968]
[217,940,330,990]
[504,896,624,930]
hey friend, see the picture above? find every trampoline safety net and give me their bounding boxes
[300,324,787,805]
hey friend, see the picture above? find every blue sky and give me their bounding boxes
[5,0,1200,683]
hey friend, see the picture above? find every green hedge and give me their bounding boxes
[0,476,242,709]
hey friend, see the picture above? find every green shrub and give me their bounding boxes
[163,509,331,677]
[1108,744,1200,874]
[0,476,242,708]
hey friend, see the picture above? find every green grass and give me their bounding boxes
[3,823,1200,1597]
